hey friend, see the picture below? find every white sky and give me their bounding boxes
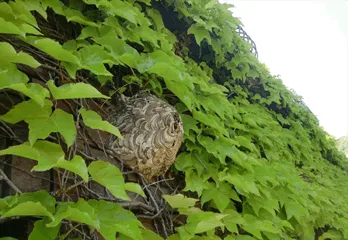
[220,0,348,138]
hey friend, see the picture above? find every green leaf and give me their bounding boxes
[47,199,99,228]
[58,155,89,182]
[1,201,54,220]
[222,210,245,233]
[49,109,76,147]
[63,9,100,27]
[48,198,143,240]
[88,199,143,240]
[185,211,227,234]
[47,80,109,100]
[241,215,280,239]
[78,45,113,76]
[0,143,40,161]
[0,18,23,36]
[163,194,198,209]
[0,100,76,146]
[16,190,56,214]
[125,183,146,198]
[79,109,122,139]
[140,229,163,240]
[27,109,76,147]
[0,42,40,68]
[88,160,129,200]
[188,24,211,45]
[0,64,49,105]
[25,37,81,65]
[0,141,88,182]
[201,182,240,212]
[28,220,61,240]
[219,171,260,196]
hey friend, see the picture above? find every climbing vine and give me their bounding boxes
[0,0,347,239]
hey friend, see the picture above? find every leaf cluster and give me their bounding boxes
[0,0,347,239]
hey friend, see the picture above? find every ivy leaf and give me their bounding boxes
[0,100,75,146]
[28,220,61,240]
[185,211,227,234]
[63,9,100,27]
[219,171,260,196]
[0,141,88,182]
[79,109,122,139]
[163,194,198,209]
[284,199,308,221]
[124,183,146,198]
[188,24,211,45]
[222,210,245,233]
[201,182,241,212]
[193,110,229,136]
[0,42,40,68]
[0,64,49,105]
[88,199,143,240]
[27,109,76,147]
[49,109,76,147]
[49,198,143,240]
[1,201,54,220]
[47,199,99,228]
[241,215,280,239]
[25,37,81,65]
[181,114,199,135]
[0,17,23,36]
[16,190,56,214]
[78,45,114,76]
[58,155,89,182]
[0,143,40,161]
[205,0,217,9]
[140,229,163,240]
[47,80,109,100]
[88,160,129,200]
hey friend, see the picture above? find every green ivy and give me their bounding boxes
[0,0,347,239]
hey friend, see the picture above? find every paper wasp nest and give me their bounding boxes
[108,91,183,181]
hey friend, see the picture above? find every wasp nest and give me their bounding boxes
[108,91,184,181]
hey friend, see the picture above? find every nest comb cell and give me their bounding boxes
[108,91,184,181]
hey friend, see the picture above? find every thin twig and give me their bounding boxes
[0,168,22,194]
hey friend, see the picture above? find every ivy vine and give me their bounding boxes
[0,0,347,239]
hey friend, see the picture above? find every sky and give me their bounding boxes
[220,0,348,138]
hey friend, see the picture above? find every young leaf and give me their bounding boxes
[0,18,23,36]
[0,141,88,182]
[188,24,211,45]
[27,109,76,146]
[0,99,52,124]
[0,64,49,105]
[47,80,109,100]
[88,199,143,240]
[0,42,40,68]
[185,211,227,234]
[47,199,99,229]
[25,37,81,65]
[163,194,198,209]
[58,155,89,182]
[125,182,146,198]
[28,220,61,240]
[1,201,54,220]
[79,109,122,139]
[88,160,129,200]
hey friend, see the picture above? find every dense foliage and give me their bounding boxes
[336,136,348,156]
[0,0,348,239]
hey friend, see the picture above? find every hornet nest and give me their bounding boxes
[108,91,184,181]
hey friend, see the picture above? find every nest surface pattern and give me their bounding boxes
[108,91,184,181]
